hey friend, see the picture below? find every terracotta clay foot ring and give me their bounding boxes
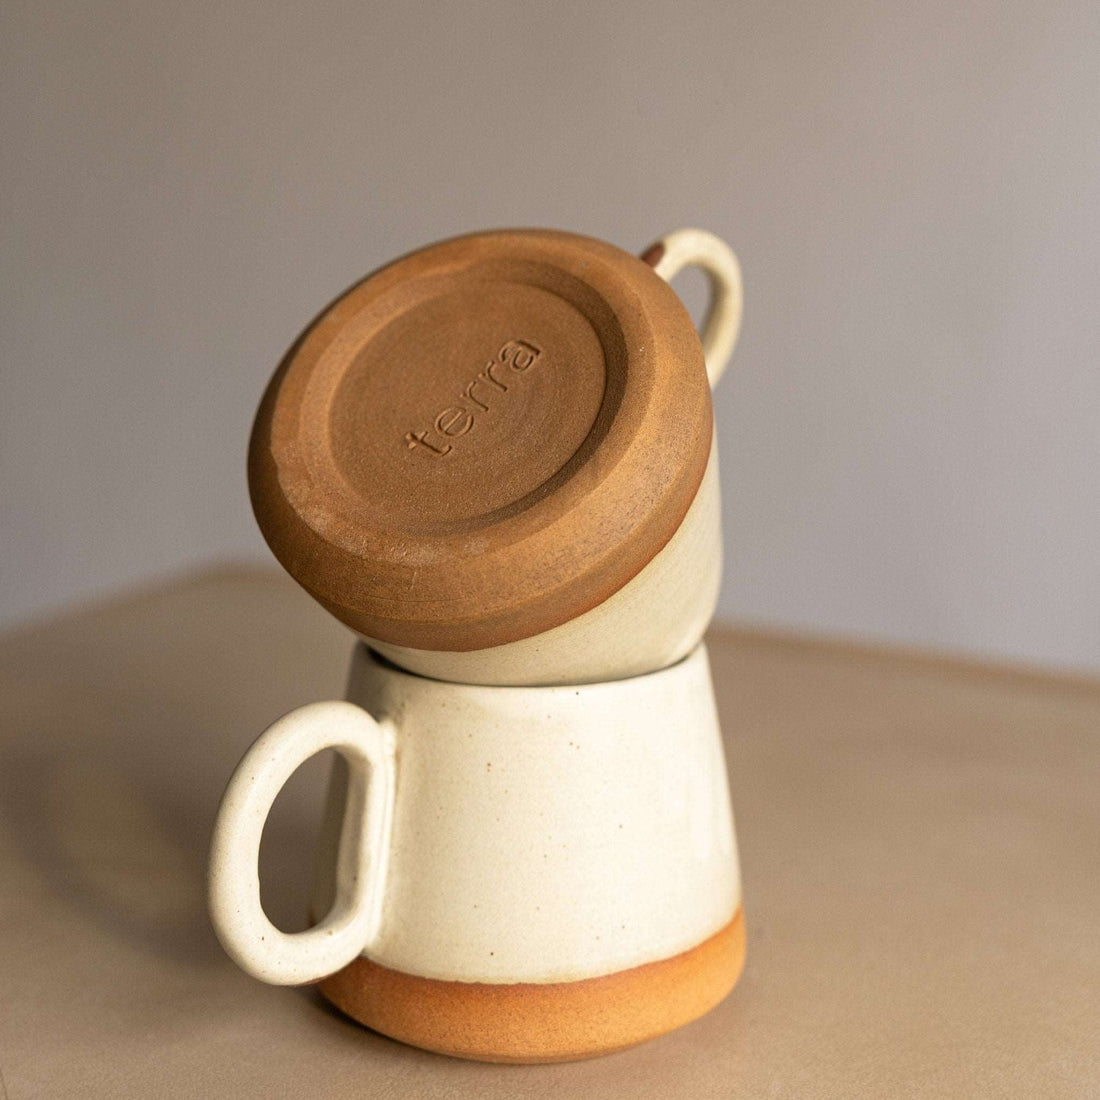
[318,908,745,1063]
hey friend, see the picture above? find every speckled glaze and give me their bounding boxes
[208,643,741,989]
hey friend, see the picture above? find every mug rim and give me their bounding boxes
[358,639,705,694]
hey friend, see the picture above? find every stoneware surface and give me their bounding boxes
[3,568,1098,1095]
[208,642,742,1059]
[248,228,742,683]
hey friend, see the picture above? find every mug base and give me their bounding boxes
[317,907,745,1063]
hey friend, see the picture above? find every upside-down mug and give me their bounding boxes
[248,227,743,685]
[208,643,745,1063]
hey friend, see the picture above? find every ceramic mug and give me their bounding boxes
[208,643,745,1062]
[249,227,744,686]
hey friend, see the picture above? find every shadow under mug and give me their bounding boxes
[208,643,745,1063]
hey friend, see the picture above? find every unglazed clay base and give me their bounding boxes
[318,908,745,1064]
[249,229,718,655]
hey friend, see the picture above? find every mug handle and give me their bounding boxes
[208,700,396,985]
[642,227,744,389]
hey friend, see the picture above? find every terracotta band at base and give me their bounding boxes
[318,907,745,1063]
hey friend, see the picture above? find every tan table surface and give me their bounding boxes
[1,566,1097,1098]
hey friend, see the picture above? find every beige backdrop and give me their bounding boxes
[3,0,1098,670]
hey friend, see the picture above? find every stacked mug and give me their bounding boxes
[208,227,746,1063]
